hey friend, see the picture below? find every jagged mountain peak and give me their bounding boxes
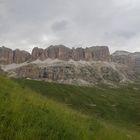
[0,45,110,64]
[0,45,140,85]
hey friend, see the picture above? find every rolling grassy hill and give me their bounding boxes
[0,76,140,140]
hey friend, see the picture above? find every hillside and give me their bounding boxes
[0,76,140,140]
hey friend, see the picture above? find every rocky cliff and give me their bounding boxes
[0,46,31,64]
[0,45,110,64]
[13,49,31,64]
[0,46,13,64]
[111,51,140,74]
[0,45,140,85]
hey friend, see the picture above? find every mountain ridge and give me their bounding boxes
[0,45,140,85]
[0,45,110,64]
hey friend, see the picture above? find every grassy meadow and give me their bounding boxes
[0,76,140,139]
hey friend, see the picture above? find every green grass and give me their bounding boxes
[0,76,140,140]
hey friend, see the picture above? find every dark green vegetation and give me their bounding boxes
[0,76,140,140]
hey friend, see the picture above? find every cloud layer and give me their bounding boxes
[0,0,140,52]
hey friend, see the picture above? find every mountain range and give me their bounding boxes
[0,45,140,85]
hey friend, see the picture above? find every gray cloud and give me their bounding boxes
[116,31,137,39]
[0,0,140,53]
[52,20,68,32]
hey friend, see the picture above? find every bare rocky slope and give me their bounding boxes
[0,45,140,85]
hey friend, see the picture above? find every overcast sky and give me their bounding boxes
[0,0,140,53]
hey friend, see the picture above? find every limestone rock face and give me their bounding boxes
[31,45,110,61]
[111,51,131,65]
[129,52,140,74]
[0,45,111,64]
[47,46,58,59]
[0,46,13,64]
[1,45,140,86]
[0,46,31,64]
[46,45,110,61]
[85,46,110,61]
[111,51,140,74]
[32,47,47,61]
[47,45,71,60]
[58,45,72,60]
[71,48,85,61]
[13,49,31,64]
